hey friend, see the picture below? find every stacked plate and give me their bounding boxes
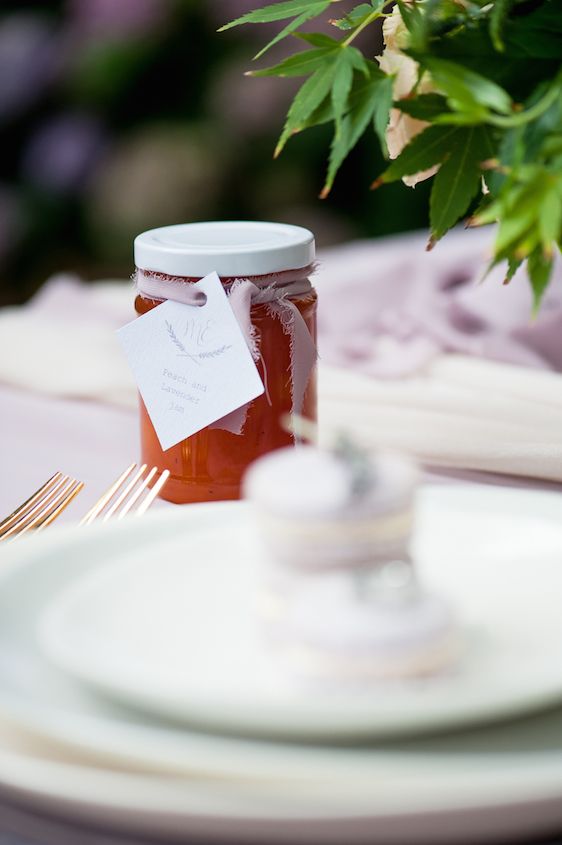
[2,485,562,843]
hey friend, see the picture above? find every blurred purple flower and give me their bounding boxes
[0,185,24,262]
[21,113,108,194]
[0,14,59,121]
[86,124,224,248]
[209,58,297,137]
[206,0,258,26]
[68,0,170,40]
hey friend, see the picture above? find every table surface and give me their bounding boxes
[2,383,562,845]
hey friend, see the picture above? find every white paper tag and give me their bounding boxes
[117,272,264,450]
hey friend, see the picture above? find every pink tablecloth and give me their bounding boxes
[4,380,560,527]
[2,226,562,519]
[0,385,171,522]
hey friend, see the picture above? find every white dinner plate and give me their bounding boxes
[37,488,562,740]
[2,486,562,842]
[4,718,562,845]
[1,486,562,842]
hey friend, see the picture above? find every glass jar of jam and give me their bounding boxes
[134,221,317,504]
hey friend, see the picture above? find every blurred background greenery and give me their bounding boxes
[0,0,431,305]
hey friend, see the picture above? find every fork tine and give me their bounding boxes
[135,469,171,516]
[34,480,85,532]
[0,473,63,537]
[1,475,71,540]
[1,476,82,541]
[80,463,137,526]
[81,464,169,524]
[101,464,148,523]
[115,466,158,520]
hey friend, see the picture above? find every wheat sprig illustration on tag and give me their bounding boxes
[165,321,232,364]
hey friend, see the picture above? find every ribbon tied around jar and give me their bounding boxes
[135,267,317,434]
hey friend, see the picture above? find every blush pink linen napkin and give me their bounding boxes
[315,226,562,483]
[317,226,562,377]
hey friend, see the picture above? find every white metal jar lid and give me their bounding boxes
[134,221,315,277]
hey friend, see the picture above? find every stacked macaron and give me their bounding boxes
[243,441,458,681]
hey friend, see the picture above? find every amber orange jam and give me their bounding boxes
[133,222,317,504]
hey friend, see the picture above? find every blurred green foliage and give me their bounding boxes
[0,0,429,304]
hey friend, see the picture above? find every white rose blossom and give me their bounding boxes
[377,5,438,188]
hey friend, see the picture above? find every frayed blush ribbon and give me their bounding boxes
[135,268,317,435]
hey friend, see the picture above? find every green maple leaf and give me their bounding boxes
[219,0,332,60]
[274,60,338,156]
[248,39,340,78]
[376,125,461,185]
[322,68,391,196]
[429,126,495,244]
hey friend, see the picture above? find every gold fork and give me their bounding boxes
[1,463,170,542]
[80,463,170,525]
[0,473,84,542]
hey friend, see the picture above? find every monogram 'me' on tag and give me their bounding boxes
[117,272,264,450]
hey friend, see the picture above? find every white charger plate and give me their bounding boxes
[2,486,562,841]
[37,488,562,740]
[4,719,562,845]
